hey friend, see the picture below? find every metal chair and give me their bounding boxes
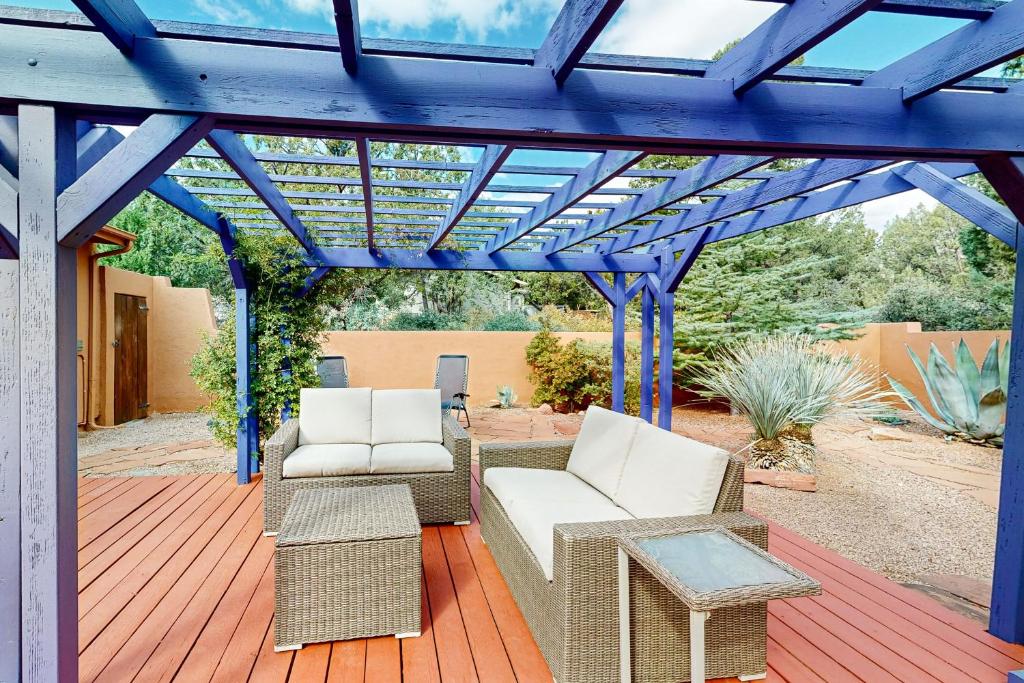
[435,354,470,427]
[317,355,350,388]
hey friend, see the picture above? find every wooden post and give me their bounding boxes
[0,259,19,682]
[657,287,675,430]
[235,285,257,484]
[980,156,1024,643]
[17,104,78,682]
[640,280,655,423]
[611,271,626,413]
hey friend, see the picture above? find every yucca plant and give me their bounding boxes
[888,339,1009,447]
[694,334,888,473]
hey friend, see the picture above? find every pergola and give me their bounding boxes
[1,0,1024,678]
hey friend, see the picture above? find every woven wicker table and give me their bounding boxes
[274,485,422,651]
[617,526,820,683]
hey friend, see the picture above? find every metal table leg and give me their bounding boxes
[690,610,710,683]
[617,547,631,683]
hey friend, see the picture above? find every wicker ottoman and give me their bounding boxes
[274,484,422,651]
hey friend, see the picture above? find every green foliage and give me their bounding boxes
[190,233,350,453]
[386,310,466,331]
[888,339,1009,446]
[878,277,1013,331]
[482,311,539,331]
[525,330,640,414]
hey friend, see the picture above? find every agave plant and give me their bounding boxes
[888,339,1009,446]
[694,334,888,472]
[497,385,517,409]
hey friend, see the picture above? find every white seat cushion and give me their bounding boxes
[370,442,453,474]
[282,444,371,478]
[298,387,372,445]
[565,405,642,499]
[371,389,443,445]
[484,467,632,581]
[614,422,729,519]
[484,467,612,507]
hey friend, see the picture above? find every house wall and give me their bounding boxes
[78,262,216,426]
[829,322,1012,406]
[322,330,637,407]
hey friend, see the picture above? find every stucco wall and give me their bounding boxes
[830,322,1011,406]
[322,330,635,407]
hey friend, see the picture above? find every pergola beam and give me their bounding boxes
[5,21,1024,157]
[861,0,1024,101]
[534,0,625,84]
[894,162,1018,246]
[56,114,213,248]
[207,130,317,254]
[607,158,891,253]
[706,0,885,94]
[0,173,16,256]
[354,135,374,250]
[977,155,1024,222]
[488,150,644,252]
[70,0,154,54]
[547,155,771,254]
[428,144,511,250]
[314,247,657,272]
[333,0,360,75]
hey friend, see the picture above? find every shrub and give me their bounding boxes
[385,310,465,330]
[525,330,640,413]
[878,277,1012,331]
[482,311,539,331]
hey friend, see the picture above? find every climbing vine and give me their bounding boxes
[191,233,347,454]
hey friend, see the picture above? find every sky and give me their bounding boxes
[19,0,1004,230]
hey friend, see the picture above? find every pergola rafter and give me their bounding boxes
[5,2,1024,680]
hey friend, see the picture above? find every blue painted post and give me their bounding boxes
[611,272,626,413]
[235,285,255,484]
[1009,670,1024,682]
[280,323,292,422]
[640,280,655,423]
[657,287,675,431]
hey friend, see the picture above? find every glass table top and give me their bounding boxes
[634,530,796,594]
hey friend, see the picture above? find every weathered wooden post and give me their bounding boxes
[979,155,1024,643]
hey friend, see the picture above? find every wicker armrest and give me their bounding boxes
[442,413,472,473]
[478,440,574,478]
[264,418,299,482]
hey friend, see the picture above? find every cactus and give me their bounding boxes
[496,385,517,409]
[888,339,1009,446]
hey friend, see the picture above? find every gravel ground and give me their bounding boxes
[77,412,217,458]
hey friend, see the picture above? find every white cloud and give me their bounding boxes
[282,0,561,41]
[857,189,937,232]
[193,0,260,26]
[595,0,778,59]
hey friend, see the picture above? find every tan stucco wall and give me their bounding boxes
[322,330,636,407]
[830,322,1011,406]
[78,264,216,426]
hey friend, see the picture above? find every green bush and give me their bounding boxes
[482,311,538,331]
[525,330,640,414]
[385,310,465,330]
[190,234,347,455]
[878,277,1012,331]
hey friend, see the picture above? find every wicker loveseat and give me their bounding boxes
[264,387,471,534]
[480,406,764,683]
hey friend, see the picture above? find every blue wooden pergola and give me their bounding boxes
[1,0,1024,679]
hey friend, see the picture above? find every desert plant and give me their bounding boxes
[694,334,886,472]
[483,311,538,331]
[525,330,641,413]
[888,339,1009,446]
[496,385,517,409]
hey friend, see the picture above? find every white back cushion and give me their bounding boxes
[372,389,443,445]
[614,422,729,518]
[298,388,372,445]
[565,406,642,499]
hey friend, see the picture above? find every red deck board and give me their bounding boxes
[75,474,1024,682]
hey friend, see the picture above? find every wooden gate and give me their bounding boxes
[114,293,149,424]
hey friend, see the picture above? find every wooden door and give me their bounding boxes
[114,294,149,424]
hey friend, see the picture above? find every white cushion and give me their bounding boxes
[282,444,371,478]
[370,442,453,474]
[298,388,372,445]
[484,467,632,581]
[504,497,632,581]
[484,467,612,507]
[371,389,443,445]
[614,422,729,519]
[565,405,642,499]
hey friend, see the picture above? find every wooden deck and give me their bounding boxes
[77,470,1024,682]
